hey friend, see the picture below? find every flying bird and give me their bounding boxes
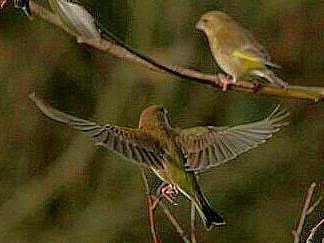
[29,93,289,230]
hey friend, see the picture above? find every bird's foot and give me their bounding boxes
[252,80,263,92]
[219,74,235,91]
[157,183,179,205]
[77,36,86,44]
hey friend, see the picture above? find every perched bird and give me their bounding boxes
[196,11,288,91]
[48,0,101,40]
[29,93,289,230]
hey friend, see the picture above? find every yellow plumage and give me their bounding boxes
[196,11,288,89]
[30,94,289,230]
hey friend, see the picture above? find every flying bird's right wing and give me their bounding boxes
[176,106,289,172]
[29,93,164,169]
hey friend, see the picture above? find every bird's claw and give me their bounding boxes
[219,74,235,91]
[158,183,179,206]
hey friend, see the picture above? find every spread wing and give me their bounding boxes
[29,93,164,168]
[176,106,289,172]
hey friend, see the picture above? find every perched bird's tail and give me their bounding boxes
[194,187,225,230]
[251,69,288,87]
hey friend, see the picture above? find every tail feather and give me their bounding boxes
[251,69,288,87]
[195,189,225,230]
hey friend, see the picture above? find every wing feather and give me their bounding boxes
[29,93,164,168]
[176,105,289,171]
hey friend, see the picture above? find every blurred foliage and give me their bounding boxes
[0,0,323,242]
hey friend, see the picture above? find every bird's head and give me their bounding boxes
[196,11,233,35]
[139,105,171,132]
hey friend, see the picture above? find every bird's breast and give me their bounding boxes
[211,47,248,78]
[151,167,169,183]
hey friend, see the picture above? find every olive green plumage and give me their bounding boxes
[196,11,288,87]
[30,93,289,229]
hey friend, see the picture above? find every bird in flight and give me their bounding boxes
[29,93,289,230]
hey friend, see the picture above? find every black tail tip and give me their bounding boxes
[205,216,226,230]
[205,217,226,230]
[196,191,226,230]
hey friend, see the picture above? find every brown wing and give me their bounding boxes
[216,21,272,64]
[176,106,289,172]
[29,93,164,168]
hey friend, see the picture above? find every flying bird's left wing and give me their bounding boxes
[29,93,165,169]
[176,106,289,172]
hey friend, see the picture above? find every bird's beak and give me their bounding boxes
[195,21,203,31]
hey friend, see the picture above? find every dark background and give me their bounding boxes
[0,0,323,242]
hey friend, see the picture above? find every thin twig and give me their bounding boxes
[151,196,162,211]
[306,196,322,215]
[190,201,198,243]
[292,182,321,243]
[139,167,190,243]
[152,195,191,243]
[139,167,161,243]
[306,218,324,243]
[27,1,324,102]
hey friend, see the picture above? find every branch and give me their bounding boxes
[306,218,324,243]
[139,168,161,243]
[139,167,191,243]
[152,195,191,243]
[27,1,324,102]
[306,195,322,215]
[292,182,322,243]
[190,201,198,243]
